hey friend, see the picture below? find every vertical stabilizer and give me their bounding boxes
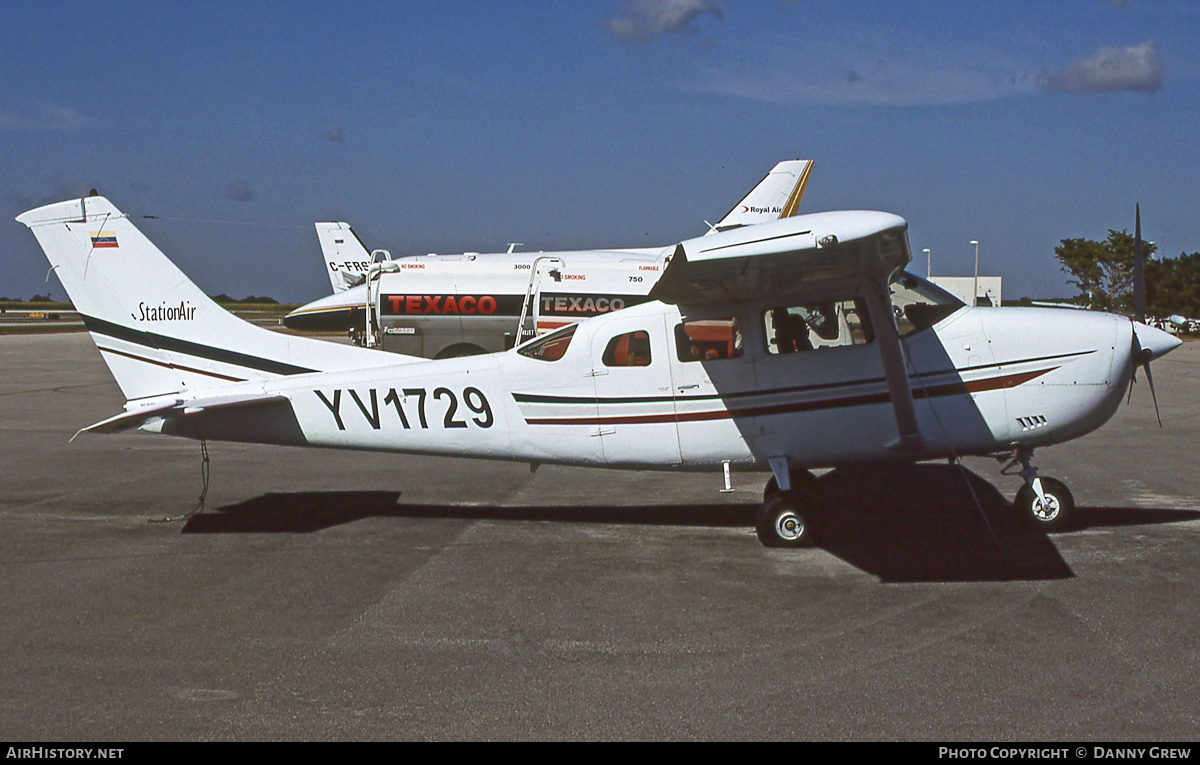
[17,197,407,402]
[315,221,373,294]
[709,159,814,234]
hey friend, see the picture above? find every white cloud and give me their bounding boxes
[1045,41,1162,93]
[605,0,722,41]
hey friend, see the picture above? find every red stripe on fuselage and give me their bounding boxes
[522,367,1055,426]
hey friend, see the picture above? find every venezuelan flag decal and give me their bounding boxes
[89,231,118,248]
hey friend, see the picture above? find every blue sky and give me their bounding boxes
[2,0,1196,302]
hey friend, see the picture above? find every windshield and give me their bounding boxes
[889,271,964,336]
[517,324,577,361]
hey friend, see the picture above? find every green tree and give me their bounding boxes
[1147,251,1200,318]
[1055,229,1156,312]
[1055,238,1105,307]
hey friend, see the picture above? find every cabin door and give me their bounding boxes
[590,312,682,466]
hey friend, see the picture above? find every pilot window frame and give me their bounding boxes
[674,317,744,362]
[602,330,653,367]
[762,299,874,356]
[517,324,577,362]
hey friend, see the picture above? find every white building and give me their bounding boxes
[929,276,1002,307]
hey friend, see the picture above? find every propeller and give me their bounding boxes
[1143,352,1162,427]
[1126,324,1163,427]
[1127,202,1172,427]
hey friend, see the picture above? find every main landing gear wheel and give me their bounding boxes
[755,489,822,548]
[1014,477,1075,533]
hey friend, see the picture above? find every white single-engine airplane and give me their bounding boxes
[18,192,1181,546]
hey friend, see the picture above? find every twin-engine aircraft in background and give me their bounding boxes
[17,187,1180,547]
[284,160,815,358]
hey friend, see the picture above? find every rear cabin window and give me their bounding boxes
[764,300,873,354]
[603,331,652,367]
[675,318,743,362]
[517,324,577,361]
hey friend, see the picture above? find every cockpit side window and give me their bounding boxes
[603,330,652,367]
[763,300,872,355]
[675,318,743,362]
[517,324,577,361]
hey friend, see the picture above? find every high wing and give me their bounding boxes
[654,209,922,453]
[655,210,909,304]
[707,159,814,234]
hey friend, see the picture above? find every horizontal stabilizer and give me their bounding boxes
[72,400,183,439]
[73,393,293,439]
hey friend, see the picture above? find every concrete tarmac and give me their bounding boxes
[2,333,1198,740]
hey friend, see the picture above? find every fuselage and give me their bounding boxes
[156,300,1141,472]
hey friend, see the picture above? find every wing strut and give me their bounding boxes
[863,277,923,452]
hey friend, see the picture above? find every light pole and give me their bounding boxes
[969,240,979,307]
[922,248,931,279]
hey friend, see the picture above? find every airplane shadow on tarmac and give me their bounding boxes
[183,463,1200,584]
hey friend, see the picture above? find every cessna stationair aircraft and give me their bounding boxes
[18,190,1181,547]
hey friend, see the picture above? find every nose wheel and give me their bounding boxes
[1014,477,1074,532]
[1004,448,1075,532]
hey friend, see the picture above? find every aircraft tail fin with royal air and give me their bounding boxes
[708,159,814,234]
[17,196,409,403]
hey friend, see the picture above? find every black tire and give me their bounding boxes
[1015,477,1075,532]
[763,469,823,502]
[755,490,821,548]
